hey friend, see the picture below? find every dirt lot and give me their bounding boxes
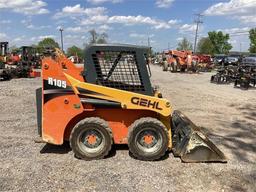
[0,64,255,192]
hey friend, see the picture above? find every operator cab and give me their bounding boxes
[83,44,153,96]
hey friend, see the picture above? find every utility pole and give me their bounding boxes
[59,27,64,52]
[193,13,203,53]
[168,42,170,50]
[147,36,152,58]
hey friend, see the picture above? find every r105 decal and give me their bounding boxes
[48,77,67,88]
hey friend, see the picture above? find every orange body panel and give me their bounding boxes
[42,56,84,144]
[167,57,176,64]
[41,54,159,145]
[164,50,193,66]
[43,95,83,144]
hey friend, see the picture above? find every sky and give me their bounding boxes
[0,0,255,52]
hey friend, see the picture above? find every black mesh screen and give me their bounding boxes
[92,51,145,92]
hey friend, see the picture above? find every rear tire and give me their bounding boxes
[128,117,169,161]
[162,62,168,71]
[171,62,177,73]
[70,117,113,160]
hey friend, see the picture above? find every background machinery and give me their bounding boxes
[162,50,196,72]
[211,55,256,89]
[0,42,12,80]
[213,54,226,66]
[210,65,238,84]
[14,46,41,78]
[36,44,226,162]
[0,44,41,80]
[193,54,214,72]
[234,56,256,89]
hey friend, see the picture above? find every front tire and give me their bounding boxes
[171,61,177,73]
[128,117,169,161]
[70,117,113,160]
[162,62,168,71]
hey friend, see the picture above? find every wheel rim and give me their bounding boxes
[78,128,105,154]
[135,128,163,154]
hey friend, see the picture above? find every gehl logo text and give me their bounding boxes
[131,97,162,110]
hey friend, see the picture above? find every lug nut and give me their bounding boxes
[44,64,49,69]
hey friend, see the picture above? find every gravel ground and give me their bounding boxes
[0,65,255,192]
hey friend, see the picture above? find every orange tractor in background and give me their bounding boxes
[162,50,196,72]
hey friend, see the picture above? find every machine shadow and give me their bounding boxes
[40,142,170,161]
[40,141,71,154]
[106,144,171,161]
[230,171,256,192]
[200,104,256,163]
[128,150,170,161]
[105,144,129,158]
[233,86,256,90]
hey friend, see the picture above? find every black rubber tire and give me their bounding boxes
[6,74,11,80]
[2,71,11,81]
[171,62,177,73]
[241,80,250,90]
[180,67,186,72]
[3,75,10,81]
[70,117,113,160]
[210,75,215,82]
[162,62,168,71]
[234,79,238,87]
[128,117,169,161]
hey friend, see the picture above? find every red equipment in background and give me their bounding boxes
[193,54,214,72]
[0,42,41,80]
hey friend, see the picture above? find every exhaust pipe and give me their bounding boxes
[171,110,227,163]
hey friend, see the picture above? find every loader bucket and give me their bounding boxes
[171,110,227,163]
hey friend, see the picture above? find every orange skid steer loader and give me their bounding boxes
[36,44,226,162]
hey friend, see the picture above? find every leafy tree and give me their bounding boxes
[197,37,214,55]
[249,28,256,53]
[9,45,19,53]
[38,38,59,49]
[66,46,83,58]
[177,38,193,51]
[88,29,108,44]
[208,31,232,54]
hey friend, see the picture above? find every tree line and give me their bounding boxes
[10,27,256,58]
[176,28,256,55]
[40,29,108,58]
[10,29,108,59]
